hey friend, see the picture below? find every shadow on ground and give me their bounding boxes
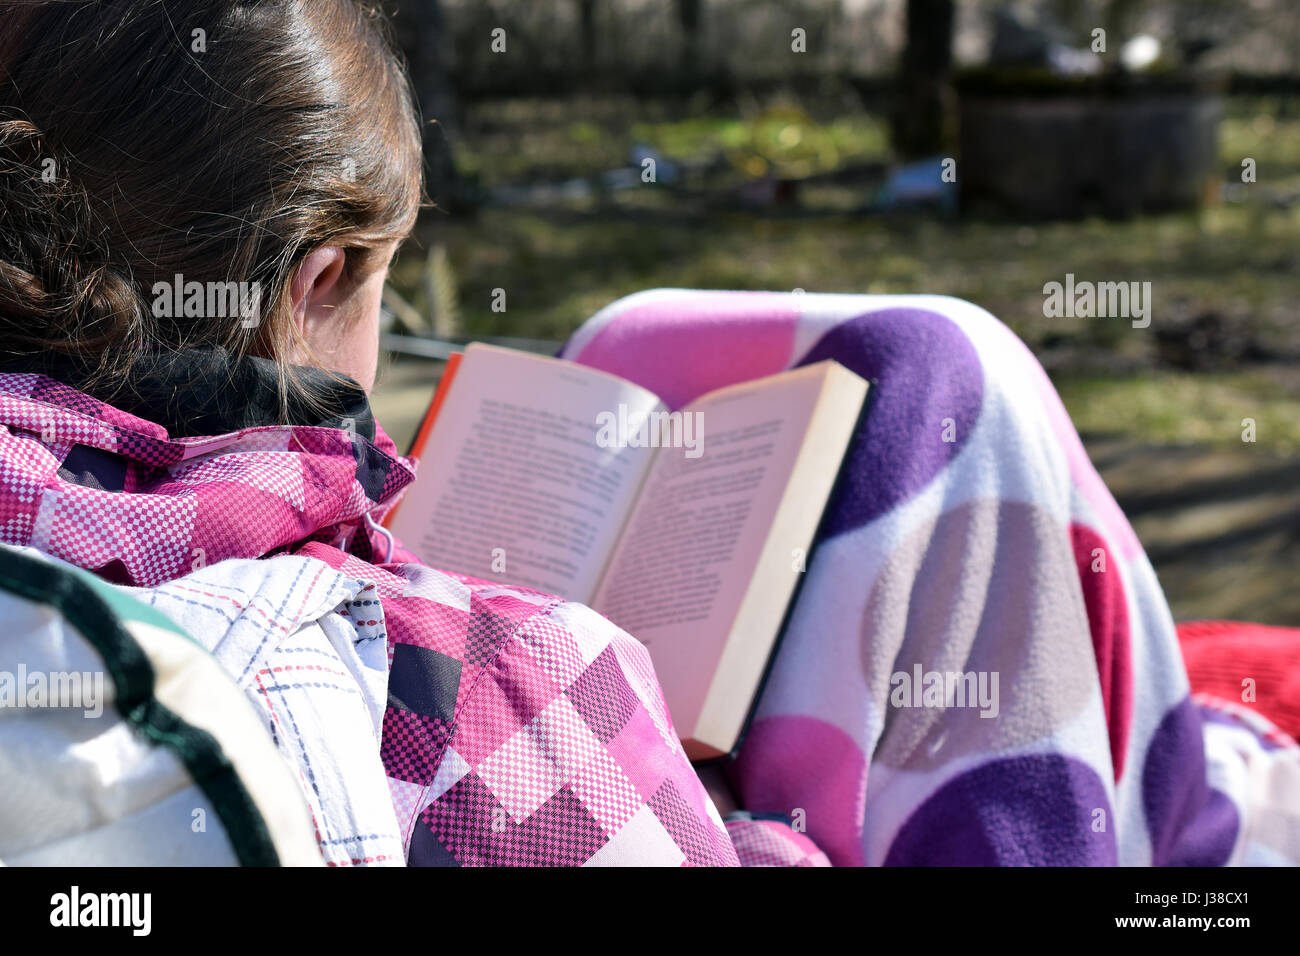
[1083,433,1300,625]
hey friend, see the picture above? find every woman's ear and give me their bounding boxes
[290,246,348,335]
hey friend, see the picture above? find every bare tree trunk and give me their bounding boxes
[892,0,955,160]
[578,0,599,75]
[398,0,463,211]
[677,0,703,76]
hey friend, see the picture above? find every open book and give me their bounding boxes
[388,344,869,759]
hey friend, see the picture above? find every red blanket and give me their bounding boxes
[1179,621,1300,740]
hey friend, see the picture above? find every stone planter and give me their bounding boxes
[956,70,1224,219]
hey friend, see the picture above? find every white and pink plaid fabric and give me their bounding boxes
[0,370,800,866]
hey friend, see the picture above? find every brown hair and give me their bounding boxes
[0,0,422,407]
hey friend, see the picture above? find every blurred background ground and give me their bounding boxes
[370,0,1300,624]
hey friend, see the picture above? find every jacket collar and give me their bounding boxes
[0,347,376,441]
[0,350,414,585]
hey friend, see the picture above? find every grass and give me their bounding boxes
[390,94,1300,452]
[1056,369,1300,453]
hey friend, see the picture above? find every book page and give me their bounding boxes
[389,344,664,602]
[590,362,862,751]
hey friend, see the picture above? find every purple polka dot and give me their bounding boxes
[1143,697,1239,866]
[884,754,1117,865]
[797,308,984,534]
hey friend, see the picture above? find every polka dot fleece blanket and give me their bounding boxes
[561,290,1300,866]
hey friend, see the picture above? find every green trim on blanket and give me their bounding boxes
[0,547,281,867]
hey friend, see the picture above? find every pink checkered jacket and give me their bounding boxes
[0,365,818,866]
